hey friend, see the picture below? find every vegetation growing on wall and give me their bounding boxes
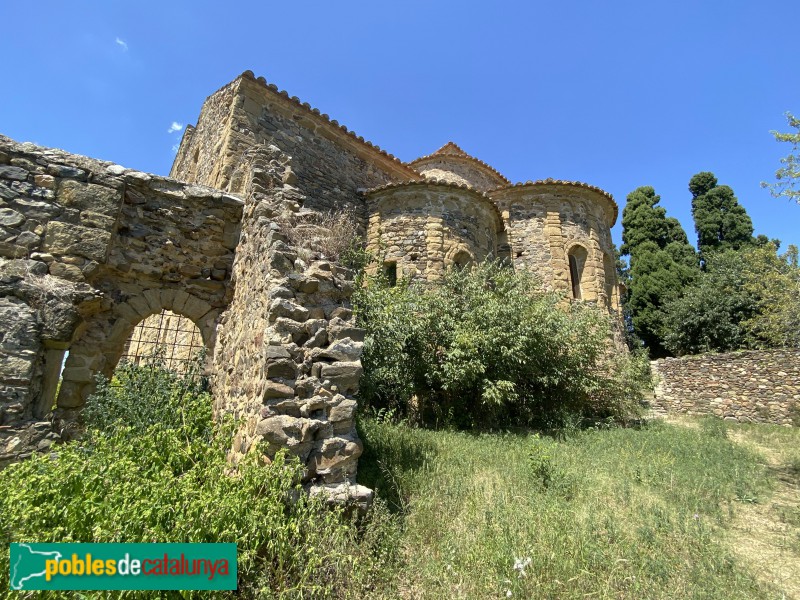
[354,261,652,429]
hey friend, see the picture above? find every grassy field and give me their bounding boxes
[356,415,800,599]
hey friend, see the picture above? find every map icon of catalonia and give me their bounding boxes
[9,543,62,590]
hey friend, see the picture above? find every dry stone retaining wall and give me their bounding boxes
[650,350,800,426]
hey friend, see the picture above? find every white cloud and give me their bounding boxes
[167,122,184,134]
[115,37,128,51]
[171,144,180,154]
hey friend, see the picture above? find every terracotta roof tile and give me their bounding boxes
[408,142,510,185]
[238,71,419,178]
[492,179,618,224]
[362,179,504,228]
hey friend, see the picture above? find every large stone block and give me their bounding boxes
[42,221,112,262]
[320,361,362,394]
[58,180,121,217]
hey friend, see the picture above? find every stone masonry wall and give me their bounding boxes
[650,349,800,426]
[491,185,618,309]
[210,143,371,508]
[0,135,242,465]
[172,72,416,226]
[413,157,505,192]
[366,182,502,281]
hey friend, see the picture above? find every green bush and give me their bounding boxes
[354,261,652,429]
[0,356,401,599]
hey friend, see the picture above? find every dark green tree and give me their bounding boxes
[664,243,800,354]
[689,172,754,259]
[621,186,699,357]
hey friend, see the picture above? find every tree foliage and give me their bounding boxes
[0,358,401,598]
[354,261,652,429]
[689,171,754,259]
[664,243,800,354]
[762,112,800,204]
[620,186,699,357]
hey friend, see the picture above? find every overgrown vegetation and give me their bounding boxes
[762,111,800,204]
[354,261,652,429]
[279,207,363,264]
[621,167,799,357]
[619,185,699,357]
[1,358,796,598]
[0,358,401,599]
[356,416,787,599]
[664,243,800,354]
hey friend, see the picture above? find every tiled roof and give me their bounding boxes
[492,179,618,224]
[238,71,420,178]
[408,142,510,184]
[362,179,505,227]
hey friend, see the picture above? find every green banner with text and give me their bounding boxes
[9,543,237,591]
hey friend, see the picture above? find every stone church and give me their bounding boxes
[0,71,620,504]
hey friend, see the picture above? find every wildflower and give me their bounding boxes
[513,556,532,578]
[506,590,512,598]
[693,513,699,520]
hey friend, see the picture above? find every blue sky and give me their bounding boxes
[2,1,798,250]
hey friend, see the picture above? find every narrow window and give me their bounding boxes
[567,245,588,300]
[384,262,397,287]
[569,254,582,299]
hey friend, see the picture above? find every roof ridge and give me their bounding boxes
[491,179,618,224]
[362,178,504,227]
[237,71,419,178]
[407,142,510,184]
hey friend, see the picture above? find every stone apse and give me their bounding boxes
[0,71,623,505]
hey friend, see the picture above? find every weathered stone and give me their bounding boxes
[266,359,297,379]
[269,298,309,322]
[0,165,28,181]
[42,221,111,262]
[0,208,24,227]
[264,381,295,399]
[318,338,362,362]
[320,362,362,394]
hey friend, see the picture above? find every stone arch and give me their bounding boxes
[445,245,475,270]
[55,289,218,421]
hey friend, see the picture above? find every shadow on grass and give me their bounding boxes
[356,416,437,515]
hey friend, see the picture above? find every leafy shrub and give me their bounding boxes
[663,243,800,355]
[0,356,401,599]
[354,261,652,429]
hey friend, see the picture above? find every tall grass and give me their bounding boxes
[358,417,776,599]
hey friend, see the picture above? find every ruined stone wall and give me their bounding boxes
[366,182,502,281]
[210,144,370,507]
[0,135,242,464]
[650,350,800,426]
[169,79,238,189]
[413,157,505,192]
[172,73,417,226]
[491,185,618,308]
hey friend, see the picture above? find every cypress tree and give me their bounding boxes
[689,171,754,260]
[621,186,699,357]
